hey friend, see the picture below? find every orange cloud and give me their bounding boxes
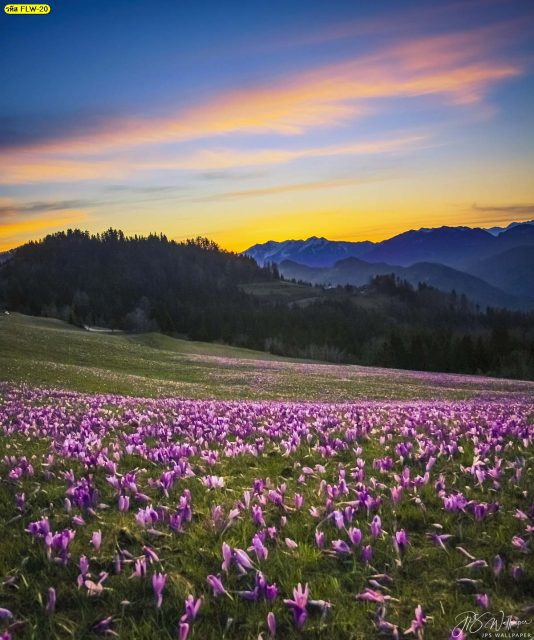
[0,158,123,185]
[147,133,429,171]
[0,134,427,183]
[195,174,393,202]
[0,24,523,165]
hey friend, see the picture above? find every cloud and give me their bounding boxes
[472,203,534,216]
[196,170,268,181]
[194,174,392,202]
[0,197,90,223]
[0,199,93,216]
[0,158,125,184]
[465,203,534,228]
[103,185,181,194]
[0,133,427,183]
[158,134,429,171]
[0,23,524,163]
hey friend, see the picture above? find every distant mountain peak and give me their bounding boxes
[485,220,534,236]
[243,221,534,272]
[244,236,373,267]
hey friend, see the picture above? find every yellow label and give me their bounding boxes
[4,4,51,14]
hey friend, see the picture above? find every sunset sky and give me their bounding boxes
[1,0,534,251]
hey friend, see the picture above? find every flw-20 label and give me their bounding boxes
[4,4,51,14]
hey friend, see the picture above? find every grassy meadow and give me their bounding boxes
[0,313,533,640]
[1,313,533,401]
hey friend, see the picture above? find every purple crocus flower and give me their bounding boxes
[405,605,426,636]
[93,616,113,633]
[235,548,255,571]
[236,588,258,601]
[207,574,227,597]
[178,622,190,640]
[251,505,266,527]
[370,515,382,538]
[283,583,309,629]
[390,486,403,504]
[15,492,25,512]
[492,554,504,576]
[265,582,279,601]
[267,611,276,637]
[428,532,452,551]
[361,544,373,564]
[91,530,102,552]
[284,537,298,550]
[315,530,325,548]
[118,495,130,512]
[510,564,523,580]
[143,546,160,563]
[221,542,232,573]
[473,502,489,521]
[181,594,202,623]
[333,510,344,529]
[46,587,56,614]
[77,555,90,586]
[394,529,409,551]
[251,534,268,561]
[152,572,167,608]
[332,539,351,555]
[356,588,385,603]
[475,593,490,609]
[211,505,224,527]
[348,527,362,546]
[0,609,13,620]
[512,536,529,553]
[132,557,147,578]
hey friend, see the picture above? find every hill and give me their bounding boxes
[466,245,534,299]
[0,228,275,335]
[2,312,533,400]
[278,257,530,310]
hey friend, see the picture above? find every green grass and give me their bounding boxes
[240,280,326,306]
[1,313,533,401]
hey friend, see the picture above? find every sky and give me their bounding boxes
[1,0,534,252]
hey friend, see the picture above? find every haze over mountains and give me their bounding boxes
[244,222,534,309]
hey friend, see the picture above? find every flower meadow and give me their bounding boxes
[0,383,533,639]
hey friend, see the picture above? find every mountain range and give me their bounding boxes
[244,222,534,309]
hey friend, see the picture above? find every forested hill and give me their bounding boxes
[1,229,534,379]
[0,229,276,333]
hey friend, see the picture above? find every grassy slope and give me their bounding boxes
[1,313,534,401]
